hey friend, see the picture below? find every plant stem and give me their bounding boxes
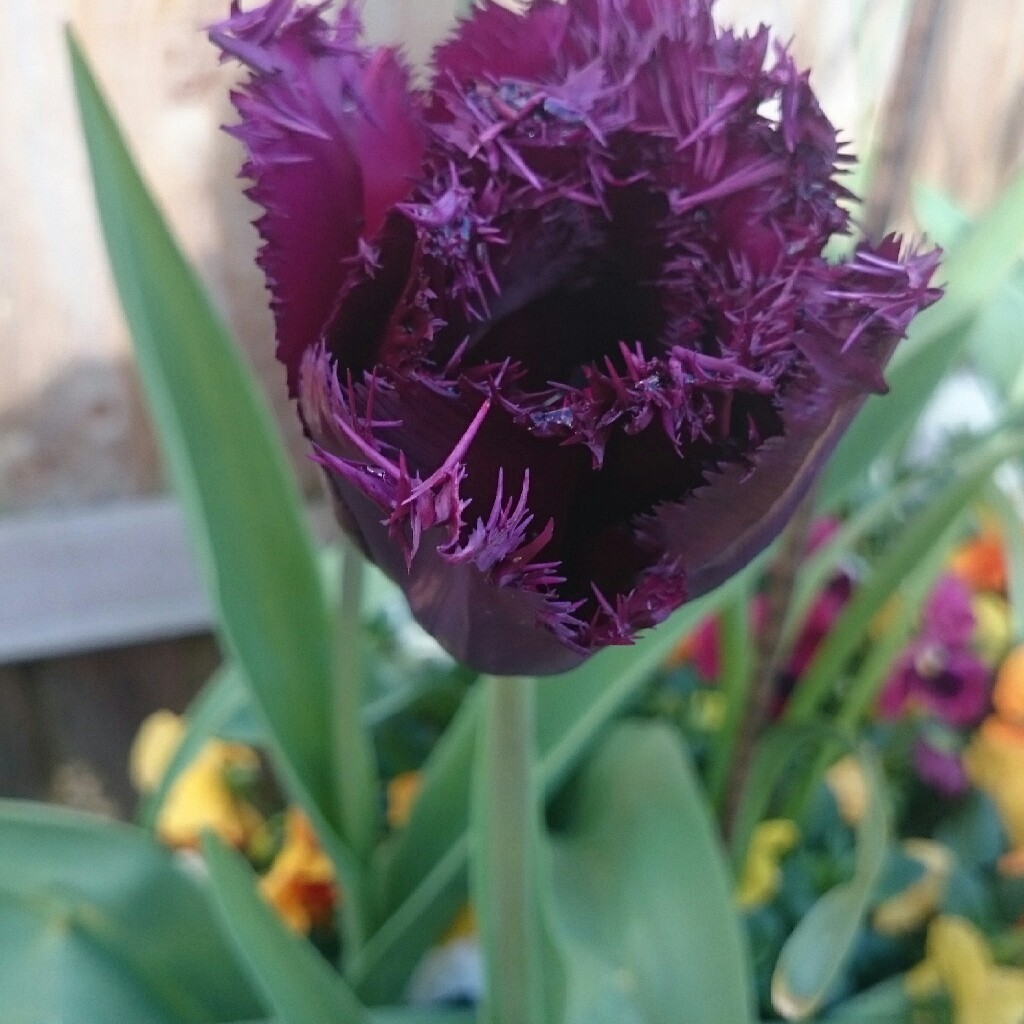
[475,676,546,1024]
[721,491,817,842]
[708,582,754,811]
[333,541,380,951]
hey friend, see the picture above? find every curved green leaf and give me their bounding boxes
[788,431,1024,722]
[68,32,376,902]
[771,751,890,1020]
[546,722,755,1024]
[0,801,262,1024]
[203,836,370,1024]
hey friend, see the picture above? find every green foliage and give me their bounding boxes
[68,30,343,840]
[203,836,372,1024]
[544,722,756,1024]
[0,802,263,1024]
[771,752,889,1020]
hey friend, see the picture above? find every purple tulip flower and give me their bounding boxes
[213,0,941,674]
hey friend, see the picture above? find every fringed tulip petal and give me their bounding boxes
[216,0,941,674]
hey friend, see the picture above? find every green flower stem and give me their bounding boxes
[474,676,547,1024]
[722,491,817,840]
[707,581,754,812]
[333,542,381,952]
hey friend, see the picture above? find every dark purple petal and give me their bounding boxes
[431,1,571,84]
[211,0,425,394]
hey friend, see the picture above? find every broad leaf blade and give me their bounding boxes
[0,801,262,1024]
[546,722,755,1024]
[772,752,890,1020]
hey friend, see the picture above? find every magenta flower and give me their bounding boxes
[879,575,991,727]
[913,738,970,797]
[213,0,940,674]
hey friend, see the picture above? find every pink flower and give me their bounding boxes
[878,575,991,727]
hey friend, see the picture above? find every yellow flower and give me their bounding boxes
[906,916,1024,1024]
[974,594,1012,666]
[827,755,869,828]
[129,710,262,849]
[692,690,727,732]
[994,646,1024,726]
[386,771,423,830]
[260,809,338,933]
[130,711,186,792]
[965,716,1024,858]
[736,819,800,909]
[872,839,952,936]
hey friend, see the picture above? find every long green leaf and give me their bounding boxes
[68,34,375,889]
[0,801,262,1024]
[771,751,890,1020]
[816,976,915,1022]
[203,836,371,1024]
[546,722,755,1024]
[787,431,1024,722]
[779,473,923,665]
[990,486,1024,644]
[835,538,952,730]
[728,722,850,876]
[708,579,756,809]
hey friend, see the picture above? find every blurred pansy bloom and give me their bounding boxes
[973,593,1012,666]
[914,735,970,797]
[736,818,799,909]
[130,710,262,849]
[826,754,868,827]
[906,916,1024,1024]
[260,808,338,933]
[872,839,952,937]
[966,646,1024,874]
[214,0,940,674]
[878,575,990,727]
[965,717,1024,876]
[951,526,1007,594]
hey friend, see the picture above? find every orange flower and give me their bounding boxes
[260,809,338,933]
[951,530,1007,593]
[993,646,1024,725]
